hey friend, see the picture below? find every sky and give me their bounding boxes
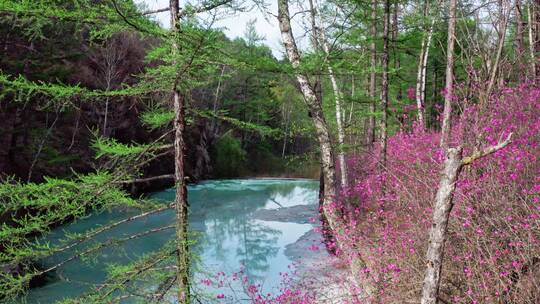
[137,0,310,58]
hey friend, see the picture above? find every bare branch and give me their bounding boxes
[115,174,175,185]
[142,7,170,15]
[462,132,513,165]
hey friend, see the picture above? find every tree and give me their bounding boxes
[310,0,348,187]
[380,0,390,169]
[420,134,512,304]
[277,0,338,230]
[367,0,378,146]
[169,0,190,302]
[415,1,436,129]
[440,0,457,149]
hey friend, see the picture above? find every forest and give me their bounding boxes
[0,0,539,303]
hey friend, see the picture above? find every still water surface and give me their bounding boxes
[22,179,319,303]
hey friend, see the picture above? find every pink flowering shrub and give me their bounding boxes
[199,266,317,304]
[334,84,540,303]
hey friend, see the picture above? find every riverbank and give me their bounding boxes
[253,203,356,303]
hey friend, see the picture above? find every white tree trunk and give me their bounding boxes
[367,0,377,145]
[483,1,510,105]
[420,147,463,304]
[528,3,536,78]
[277,0,338,227]
[380,0,390,169]
[421,134,512,304]
[440,0,457,149]
[415,17,435,129]
[312,0,348,187]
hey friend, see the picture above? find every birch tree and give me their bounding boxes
[380,0,390,168]
[527,2,536,78]
[310,0,348,187]
[415,2,436,129]
[277,0,339,231]
[420,134,513,304]
[367,0,377,146]
[440,0,457,149]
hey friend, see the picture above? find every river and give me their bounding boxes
[20,179,323,303]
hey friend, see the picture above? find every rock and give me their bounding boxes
[251,204,318,224]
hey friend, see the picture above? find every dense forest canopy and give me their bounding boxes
[0,0,539,303]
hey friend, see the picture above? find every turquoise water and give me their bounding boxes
[21,179,319,303]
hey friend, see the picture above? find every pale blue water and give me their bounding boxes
[20,179,318,303]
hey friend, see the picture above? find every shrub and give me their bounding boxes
[331,83,540,303]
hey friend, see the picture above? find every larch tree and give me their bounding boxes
[169,0,190,302]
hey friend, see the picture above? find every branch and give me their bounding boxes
[142,7,170,15]
[142,0,233,17]
[181,0,234,17]
[110,0,147,34]
[461,133,513,165]
[53,204,173,254]
[115,174,175,185]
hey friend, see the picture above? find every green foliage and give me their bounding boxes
[91,136,152,159]
[214,131,246,178]
[141,108,175,130]
[41,146,79,165]
[0,172,148,300]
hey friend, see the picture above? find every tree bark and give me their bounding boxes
[528,3,536,79]
[325,45,349,187]
[482,0,510,106]
[170,0,190,302]
[440,0,457,149]
[380,0,390,169]
[308,0,324,105]
[367,0,377,146]
[415,2,434,129]
[420,147,463,304]
[393,1,401,102]
[420,134,512,304]
[516,0,525,56]
[277,0,338,231]
[310,0,348,187]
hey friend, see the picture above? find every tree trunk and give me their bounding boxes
[415,3,434,129]
[380,0,390,169]
[326,53,348,187]
[528,3,536,79]
[483,0,510,106]
[420,135,512,304]
[277,0,339,234]
[308,0,324,105]
[170,0,190,302]
[311,0,348,187]
[393,1,401,102]
[441,0,457,149]
[367,0,377,146]
[516,0,525,56]
[420,148,463,304]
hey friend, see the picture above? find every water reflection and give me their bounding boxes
[23,179,318,303]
